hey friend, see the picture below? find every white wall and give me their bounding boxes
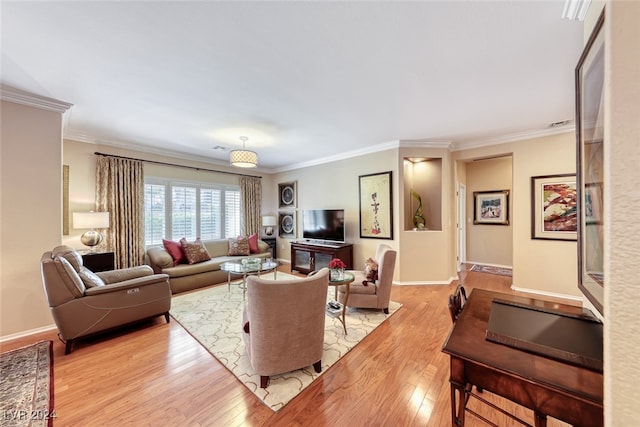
[604,0,640,424]
[465,156,513,267]
[1,100,63,336]
[455,132,580,299]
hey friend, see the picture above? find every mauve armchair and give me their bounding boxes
[337,244,397,314]
[242,268,329,388]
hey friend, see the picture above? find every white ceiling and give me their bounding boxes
[1,1,584,171]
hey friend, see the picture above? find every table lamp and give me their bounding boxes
[261,215,277,236]
[73,211,110,250]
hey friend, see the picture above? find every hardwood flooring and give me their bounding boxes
[1,265,575,426]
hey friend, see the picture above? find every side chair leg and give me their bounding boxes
[164,312,170,323]
[260,376,269,388]
[65,339,73,355]
[313,360,322,373]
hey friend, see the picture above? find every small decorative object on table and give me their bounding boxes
[329,258,346,280]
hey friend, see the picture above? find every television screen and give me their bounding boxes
[302,209,345,243]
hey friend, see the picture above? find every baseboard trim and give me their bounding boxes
[466,261,513,269]
[0,324,57,343]
[510,285,583,304]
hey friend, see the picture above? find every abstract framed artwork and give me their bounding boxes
[576,10,605,314]
[473,190,509,225]
[530,174,577,241]
[278,211,296,239]
[359,171,393,239]
[278,182,297,209]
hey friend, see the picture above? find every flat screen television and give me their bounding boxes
[302,209,345,243]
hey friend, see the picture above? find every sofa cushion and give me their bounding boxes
[78,266,106,288]
[163,239,186,266]
[180,237,212,264]
[248,233,260,254]
[228,236,250,256]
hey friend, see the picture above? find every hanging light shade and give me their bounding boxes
[230,136,258,168]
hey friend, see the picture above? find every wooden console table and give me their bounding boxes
[290,241,353,275]
[441,289,603,427]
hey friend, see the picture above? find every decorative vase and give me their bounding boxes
[411,189,426,229]
[330,268,345,281]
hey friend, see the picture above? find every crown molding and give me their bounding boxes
[64,131,234,170]
[451,126,575,152]
[0,85,72,113]
[271,140,401,173]
[398,140,453,150]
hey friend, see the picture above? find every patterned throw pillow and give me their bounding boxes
[228,236,250,256]
[163,239,186,266]
[180,237,212,264]
[365,257,379,281]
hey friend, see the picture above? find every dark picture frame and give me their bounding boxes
[278,211,296,239]
[473,190,509,225]
[576,10,605,315]
[359,171,393,239]
[278,181,297,209]
[530,174,577,241]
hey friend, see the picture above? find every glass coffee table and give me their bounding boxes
[221,259,278,300]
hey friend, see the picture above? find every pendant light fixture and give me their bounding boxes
[230,136,258,168]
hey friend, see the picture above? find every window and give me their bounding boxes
[143,179,241,246]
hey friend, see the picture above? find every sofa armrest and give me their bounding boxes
[146,246,174,273]
[96,265,154,284]
[84,273,169,296]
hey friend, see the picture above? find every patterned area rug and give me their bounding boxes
[470,264,513,277]
[170,272,401,412]
[0,341,54,427]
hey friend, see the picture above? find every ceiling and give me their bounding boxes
[1,1,584,172]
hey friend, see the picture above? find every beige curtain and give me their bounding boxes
[95,156,145,269]
[240,176,262,236]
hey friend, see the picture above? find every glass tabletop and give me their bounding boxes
[221,260,277,274]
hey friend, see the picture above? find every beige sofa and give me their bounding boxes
[146,239,272,294]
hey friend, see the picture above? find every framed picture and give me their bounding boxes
[577,10,605,314]
[278,182,296,209]
[359,171,393,239]
[530,174,577,241]
[278,211,296,239]
[473,190,509,225]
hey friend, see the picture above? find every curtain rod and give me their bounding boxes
[94,152,262,179]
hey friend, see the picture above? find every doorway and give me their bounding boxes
[458,183,466,272]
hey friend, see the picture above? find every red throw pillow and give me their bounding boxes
[247,233,259,254]
[163,239,186,266]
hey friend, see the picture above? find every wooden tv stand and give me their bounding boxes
[290,241,353,275]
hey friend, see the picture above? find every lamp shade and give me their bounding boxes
[230,149,258,168]
[73,212,110,229]
[261,215,277,227]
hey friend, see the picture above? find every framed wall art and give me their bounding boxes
[278,211,296,239]
[473,190,509,225]
[576,10,605,314]
[530,174,577,241]
[359,171,393,239]
[278,181,297,209]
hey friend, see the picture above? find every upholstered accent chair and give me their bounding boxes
[242,268,329,388]
[41,245,172,354]
[337,244,397,314]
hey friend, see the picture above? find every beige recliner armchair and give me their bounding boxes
[41,245,172,354]
[338,244,397,314]
[242,268,329,388]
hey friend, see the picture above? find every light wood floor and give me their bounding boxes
[1,265,575,426]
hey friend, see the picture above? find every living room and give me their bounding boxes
[1,1,639,425]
